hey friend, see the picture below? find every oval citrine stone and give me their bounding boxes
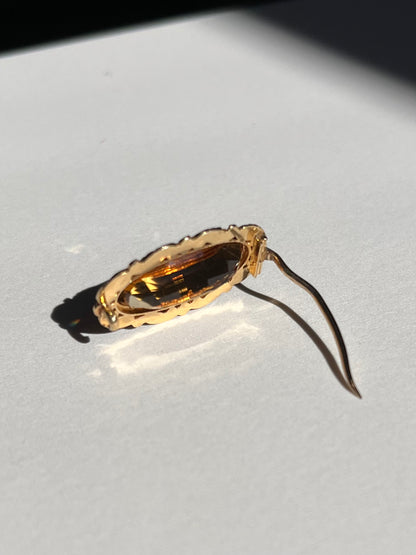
[118,242,246,312]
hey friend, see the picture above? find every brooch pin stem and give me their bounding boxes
[266,248,361,398]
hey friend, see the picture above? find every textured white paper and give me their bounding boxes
[1,5,416,554]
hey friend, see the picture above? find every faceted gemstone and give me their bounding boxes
[119,242,246,312]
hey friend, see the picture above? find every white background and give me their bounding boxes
[1,4,416,554]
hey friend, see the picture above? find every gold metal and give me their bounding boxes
[94,224,360,397]
[93,225,267,331]
[265,248,361,398]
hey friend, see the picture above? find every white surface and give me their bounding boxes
[1,6,416,555]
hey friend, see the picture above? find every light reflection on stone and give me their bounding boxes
[119,243,246,311]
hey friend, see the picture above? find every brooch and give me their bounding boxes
[94,224,360,397]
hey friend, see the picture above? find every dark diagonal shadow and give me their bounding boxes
[51,283,110,344]
[252,0,416,87]
[0,2,278,55]
[236,283,351,394]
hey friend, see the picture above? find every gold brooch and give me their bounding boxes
[94,224,360,397]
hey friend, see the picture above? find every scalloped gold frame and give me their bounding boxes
[93,224,267,331]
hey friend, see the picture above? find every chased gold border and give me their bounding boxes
[93,224,267,331]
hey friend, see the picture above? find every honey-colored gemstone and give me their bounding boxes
[119,242,246,312]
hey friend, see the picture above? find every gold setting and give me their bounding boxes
[94,223,360,397]
[93,224,267,331]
